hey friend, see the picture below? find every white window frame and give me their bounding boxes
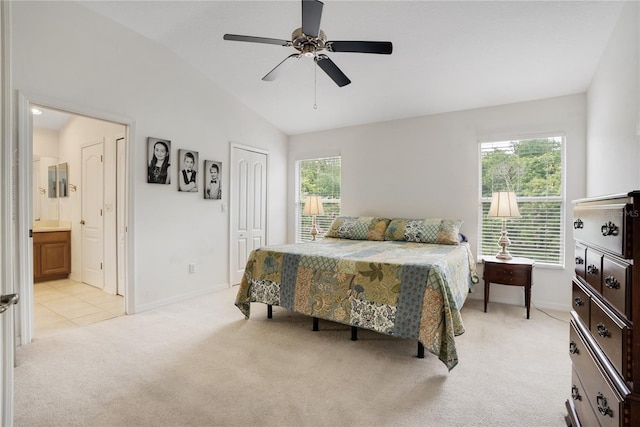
[478,134,566,268]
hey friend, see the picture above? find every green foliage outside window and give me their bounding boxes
[480,137,564,265]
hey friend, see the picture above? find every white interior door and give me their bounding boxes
[81,142,105,288]
[230,146,267,286]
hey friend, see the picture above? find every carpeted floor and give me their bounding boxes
[14,286,571,426]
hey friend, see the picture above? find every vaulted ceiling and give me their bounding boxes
[72,0,624,135]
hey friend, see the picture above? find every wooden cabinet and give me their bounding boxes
[33,230,71,282]
[566,192,640,426]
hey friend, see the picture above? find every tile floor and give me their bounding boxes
[33,278,125,338]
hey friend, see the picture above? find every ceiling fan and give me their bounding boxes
[223,0,392,87]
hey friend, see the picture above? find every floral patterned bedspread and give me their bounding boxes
[234,238,479,370]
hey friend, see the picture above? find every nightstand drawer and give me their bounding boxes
[590,296,630,380]
[484,265,528,285]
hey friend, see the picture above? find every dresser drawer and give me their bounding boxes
[572,279,591,327]
[575,243,586,280]
[601,255,631,320]
[570,319,625,427]
[571,367,600,427]
[573,203,632,259]
[585,247,603,292]
[590,296,631,380]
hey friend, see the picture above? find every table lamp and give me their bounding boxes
[488,191,520,260]
[303,195,324,241]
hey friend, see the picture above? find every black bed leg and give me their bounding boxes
[267,304,272,319]
[417,342,425,359]
[351,326,358,341]
[312,317,319,331]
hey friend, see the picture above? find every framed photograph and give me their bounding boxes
[204,160,222,200]
[147,137,171,185]
[178,149,199,192]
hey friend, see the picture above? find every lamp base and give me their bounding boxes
[495,248,513,260]
[495,219,513,260]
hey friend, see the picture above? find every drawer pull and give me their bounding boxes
[601,221,619,237]
[573,219,584,229]
[587,264,599,275]
[604,275,620,289]
[571,385,581,400]
[596,392,612,417]
[596,323,610,338]
[575,256,584,265]
[569,341,579,354]
[573,297,584,307]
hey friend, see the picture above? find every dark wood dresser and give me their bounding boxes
[566,191,640,426]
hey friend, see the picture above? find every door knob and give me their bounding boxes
[80,220,85,225]
[0,293,19,314]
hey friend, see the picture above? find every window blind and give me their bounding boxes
[479,137,564,266]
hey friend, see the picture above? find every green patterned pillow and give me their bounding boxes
[384,218,462,244]
[325,216,391,241]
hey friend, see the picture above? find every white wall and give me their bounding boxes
[290,94,587,311]
[32,128,59,159]
[587,1,640,195]
[11,1,288,312]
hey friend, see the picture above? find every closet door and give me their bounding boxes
[230,146,267,286]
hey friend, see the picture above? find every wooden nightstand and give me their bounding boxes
[482,256,535,319]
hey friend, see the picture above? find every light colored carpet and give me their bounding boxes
[14,286,570,427]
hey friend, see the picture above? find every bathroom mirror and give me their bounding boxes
[58,162,68,197]
[47,165,57,198]
[34,156,59,221]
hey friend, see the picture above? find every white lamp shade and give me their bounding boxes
[488,191,520,218]
[303,195,324,215]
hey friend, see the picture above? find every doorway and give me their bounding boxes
[18,93,132,344]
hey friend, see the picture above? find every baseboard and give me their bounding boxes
[467,293,569,313]
[135,283,229,313]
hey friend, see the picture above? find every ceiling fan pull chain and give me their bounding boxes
[313,57,318,109]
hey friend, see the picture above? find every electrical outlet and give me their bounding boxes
[189,263,196,274]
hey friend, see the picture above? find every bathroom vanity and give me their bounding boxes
[33,222,71,283]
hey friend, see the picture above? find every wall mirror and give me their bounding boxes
[33,156,60,221]
[47,165,57,198]
[58,162,68,198]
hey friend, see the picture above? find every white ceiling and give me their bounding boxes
[74,0,624,135]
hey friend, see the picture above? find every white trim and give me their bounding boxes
[1,1,15,424]
[477,135,566,267]
[16,92,137,344]
[135,285,227,313]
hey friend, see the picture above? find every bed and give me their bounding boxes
[234,216,479,370]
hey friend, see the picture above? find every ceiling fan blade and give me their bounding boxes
[328,41,393,54]
[262,54,302,81]
[316,55,351,87]
[302,0,323,37]
[223,34,290,46]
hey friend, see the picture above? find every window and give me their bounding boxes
[295,156,341,242]
[479,136,564,266]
